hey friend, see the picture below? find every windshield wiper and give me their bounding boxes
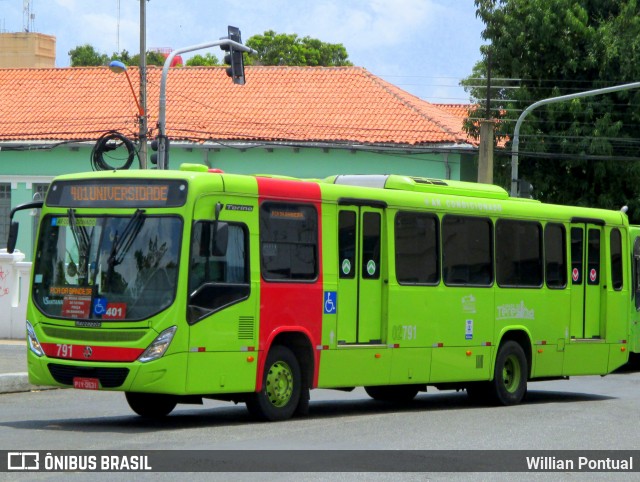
[67,208,92,283]
[107,209,146,268]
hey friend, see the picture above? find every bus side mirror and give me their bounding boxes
[212,222,228,257]
[7,221,19,254]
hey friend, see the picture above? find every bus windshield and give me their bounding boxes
[32,212,182,321]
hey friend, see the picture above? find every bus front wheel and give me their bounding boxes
[125,392,177,418]
[491,341,528,405]
[246,345,301,421]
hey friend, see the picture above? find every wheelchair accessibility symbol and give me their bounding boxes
[93,296,107,316]
[324,291,337,314]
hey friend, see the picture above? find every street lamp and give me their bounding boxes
[109,60,147,169]
[155,29,257,169]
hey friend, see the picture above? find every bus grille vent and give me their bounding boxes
[238,316,255,340]
[42,326,146,342]
[476,355,484,369]
[48,364,129,388]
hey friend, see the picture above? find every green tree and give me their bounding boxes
[464,0,640,220]
[70,45,169,67]
[245,30,352,66]
[130,51,167,67]
[186,53,220,66]
[69,44,109,66]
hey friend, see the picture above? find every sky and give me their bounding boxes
[1,0,486,104]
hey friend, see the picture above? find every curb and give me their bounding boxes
[0,372,57,394]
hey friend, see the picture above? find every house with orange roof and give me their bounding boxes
[0,65,477,258]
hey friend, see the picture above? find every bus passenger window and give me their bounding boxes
[339,211,356,279]
[571,227,584,285]
[442,215,492,286]
[260,202,318,281]
[362,212,381,279]
[188,222,249,322]
[610,229,623,291]
[544,223,567,289]
[395,211,439,285]
[496,219,543,288]
[634,238,640,309]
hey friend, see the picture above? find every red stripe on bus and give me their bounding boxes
[256,177,323,390]
[41,343,144,362]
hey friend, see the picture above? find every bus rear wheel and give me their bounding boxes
[491,341,528,405]
[246,345,301,421]
[125,392,177,418]
[364,385,419,402]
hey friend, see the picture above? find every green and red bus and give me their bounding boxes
[8,164,640,420]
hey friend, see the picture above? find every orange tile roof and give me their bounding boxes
[0,66,476,146]
[433,103,474,119]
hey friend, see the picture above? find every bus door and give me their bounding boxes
[630,234,640,354]
[336,204,385,344]
[569,221,603,339]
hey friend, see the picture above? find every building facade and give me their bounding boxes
[0,66,477,259]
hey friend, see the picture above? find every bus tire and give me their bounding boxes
[364,385,419,402]
[491,340,528,405]
[125,392,177,418]
[246,345,301,421]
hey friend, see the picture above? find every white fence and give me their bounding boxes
[0,249,32,339]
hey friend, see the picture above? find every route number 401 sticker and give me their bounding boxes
[93,297,127,320]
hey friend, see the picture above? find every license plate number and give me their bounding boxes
[73,377,100,390]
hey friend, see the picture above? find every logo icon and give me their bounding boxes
[366,260,376,276]
[8,452,39,470]
[83,346,93,359]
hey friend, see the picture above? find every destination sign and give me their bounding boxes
[46,179,188,208]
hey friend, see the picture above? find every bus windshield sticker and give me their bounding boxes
[103,302,127,320]
[61,295,92,319]
[92,297,107,317]
[53,217,97,227]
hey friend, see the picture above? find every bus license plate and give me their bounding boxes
[73,377,100,390]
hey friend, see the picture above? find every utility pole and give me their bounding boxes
[477,49,494,184]
[138,0,148,169]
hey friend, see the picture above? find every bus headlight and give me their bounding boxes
[138,326,177,363]
[26,320,44,357]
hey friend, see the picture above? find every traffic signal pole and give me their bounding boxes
[510,81,640,197]
[156,34,256,170]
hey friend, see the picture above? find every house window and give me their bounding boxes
[0,184,10,249]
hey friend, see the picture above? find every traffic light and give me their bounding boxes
[221,26,245,85]
[150,136,159,166]
[150,135,169,169]
[518,179,533,198]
